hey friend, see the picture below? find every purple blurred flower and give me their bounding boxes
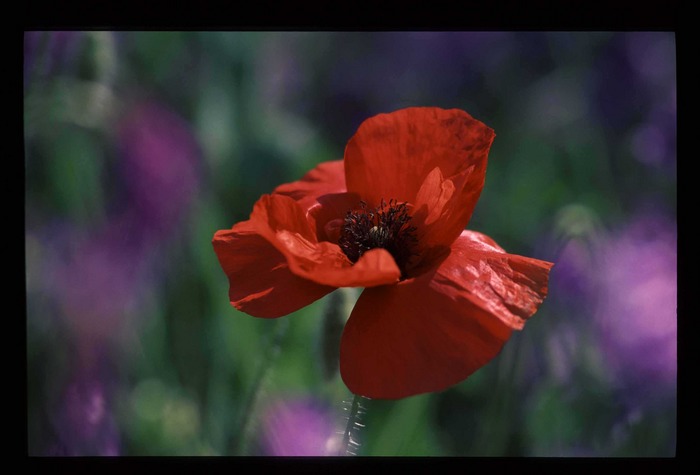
[550,238,596,305]
[630,121,674,168]
[48,367,121,456]
[623,33,675,95]
[36,99,201,346]
[117,101,201,242]
[593,32,676,174]
[259,32,512,146]
[540,204,603,310]
[259,397,340,456]
[39,214,152,348]
[624,33,676,170]
[24,31,83,87]
[594,213,677,392]
[594,34,667,130]
[321,32,510,105]
[533,239,594,385]
[30,97,203,456]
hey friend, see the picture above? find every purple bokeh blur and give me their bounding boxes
[36,100,201,350]
[117,101,202,244]
[624,33,676,170]
[41,216,151,349]
[24,31,84,88]
[594,32,676,173]
[46,365,121,456]
[594,213,677,394]
[541,205,676,400]
[259,397,340,456]
[537,235,599,385]
[31,98,202,454]
[551,238,597,305]
[259,32,516,147]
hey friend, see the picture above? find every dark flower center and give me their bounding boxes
[338,199,418,276]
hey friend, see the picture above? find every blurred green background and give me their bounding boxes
[25,31,676,457]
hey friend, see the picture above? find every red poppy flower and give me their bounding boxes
[213,107,553,399]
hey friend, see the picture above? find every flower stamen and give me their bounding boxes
[338,199,418,277]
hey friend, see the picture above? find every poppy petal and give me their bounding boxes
[212,223,334,318]
[411,165,479,253]
[250,194,401,288]
[340,275,512,400]
[307,192,362,243]
[344,107,494,219]
[274,160,346,213]
[446,230,553,329]
[273,160,360,242]
[339,230,552,399]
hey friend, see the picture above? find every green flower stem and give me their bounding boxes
[340,393,366,456]
[230,317,290,455]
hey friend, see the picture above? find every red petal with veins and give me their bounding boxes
[340,230,552,399]
[212,223,334,318]
[344,108,494,231]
